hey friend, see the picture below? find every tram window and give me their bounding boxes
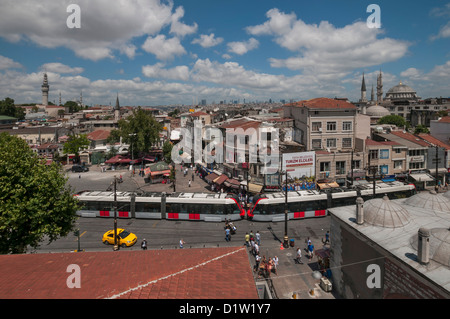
[136,202,160,212]
[215,204,225,215]
[166,203,178,213]
[179,204,188,213]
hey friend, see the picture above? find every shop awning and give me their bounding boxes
[205,173,219,183]
[150,169,171,177]
[317,182,340,189]
[213,174,228,185]
[410,174,434,182]
[224,178,241,189]
[248,183,263,193]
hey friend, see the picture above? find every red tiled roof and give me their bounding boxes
[417,134,450,150]
[285,97,357,110]
[219,118,262,130]
[438,116,450,123]
[389,131,430,147]
[87,129,111,141]
[365,139,401,147]
[0,247,256,299]
[189,111,209,117]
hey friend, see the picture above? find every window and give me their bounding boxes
[379,149,389,159]
[326,122,337,131]
[342,138,352,148]
[326,138,336,148]
[336,161,346,175]
[320,162,330,172]
[394,161,402,170]
[312,122,322,132]
[352,160,361,169]
[394,148,402,154]
[312,139,322,149]
[369,150,378,160]
[342,121,352,131]
[409,162,424,169]
[380,165,389,175]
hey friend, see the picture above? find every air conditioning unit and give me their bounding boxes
[238,175,243,181]
[320,277,332,292]
[318,128,322,132]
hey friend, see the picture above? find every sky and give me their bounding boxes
[0,0,449,107]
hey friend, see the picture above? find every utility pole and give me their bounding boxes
[434,145,440,192]
[113,175,119,251]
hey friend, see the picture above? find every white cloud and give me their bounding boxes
[0,0,188,61]
[170,6,198,37]
[0,55,23,70]
[142,35,186,61]
[227,38,259,55]
[191,33,224,48]
[247,8,409,75]
[142,63,190,81]
[430,21,450,41]
[399,67,423,80]
[40,63,84,74]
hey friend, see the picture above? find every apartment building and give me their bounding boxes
[284,97,358,152]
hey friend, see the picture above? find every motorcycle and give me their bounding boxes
[224,219,237,235]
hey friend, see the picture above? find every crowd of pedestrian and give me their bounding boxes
[243,230,279,279]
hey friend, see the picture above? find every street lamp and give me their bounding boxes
[283,168,295,248]
[113,175,119,251]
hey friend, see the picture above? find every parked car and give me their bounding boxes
[72,165,89,172]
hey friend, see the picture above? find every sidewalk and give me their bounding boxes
[245,237,338,299]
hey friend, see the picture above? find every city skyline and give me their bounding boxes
[0,0,449,106]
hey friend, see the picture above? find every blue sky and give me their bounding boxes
[0,0,449,106]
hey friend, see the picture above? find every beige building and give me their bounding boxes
[283,97,358,152]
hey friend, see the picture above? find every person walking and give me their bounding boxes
[244,232,250,247]
[188,180,191,187]
[179,239,185,249]
[225,228,231,242]
[141,238,148,250]
[254,242,259,256]
[255,231,261,245]
[308,242,314,261]
[254,253,261,273]
[273,256,278,275]
[323,231,330,245]
[296,248,303,264]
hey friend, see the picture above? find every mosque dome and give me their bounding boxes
[404,190,450,213]
[364,195,411,228]
[410,227,450,267]
[365,104,391,117]
[385,81,419,100]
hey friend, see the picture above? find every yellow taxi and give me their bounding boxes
[102,228,137,248]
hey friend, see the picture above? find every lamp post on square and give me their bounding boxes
[283,168,295,248]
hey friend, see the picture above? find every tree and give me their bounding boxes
[0,133,79,254]
[162,140,173,163]
[0,97,25,120]
[64,100,80,113]
[63,134,90,163]
[377,115,408,128]
[414,124,430,134]
[108,107,163,158]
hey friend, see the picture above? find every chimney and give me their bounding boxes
[356,197,364,224]
[417,228,431,265]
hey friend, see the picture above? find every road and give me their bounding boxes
[32,216,331,254]
[30,164,330,253]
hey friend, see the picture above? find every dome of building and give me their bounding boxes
[404,190,450,213]
[365,104,391,117]
[385,81,419,100]
[364,195,411,228]
[410,228,450,267]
